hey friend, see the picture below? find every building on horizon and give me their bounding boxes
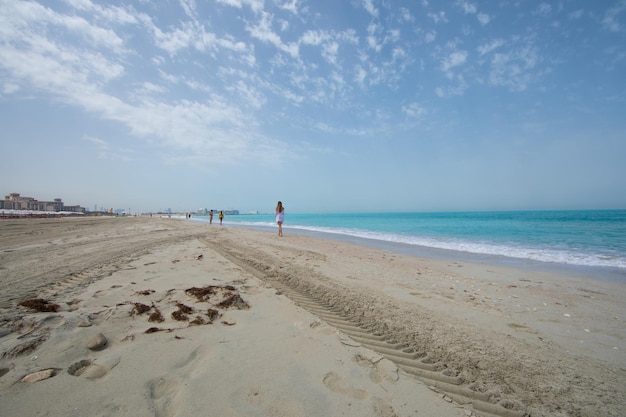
[0,193,85,213]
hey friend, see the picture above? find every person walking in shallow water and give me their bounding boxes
[275,201,284,237]
[209,210,213,224]
[219,211,224,225]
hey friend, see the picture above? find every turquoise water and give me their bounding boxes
[195,210,626,271]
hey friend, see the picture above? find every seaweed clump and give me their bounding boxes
[132,303,151,315]
[189,316,205,325]
[185,286,217,302]
[185,285,236,302]
[172,303,194,321]
[206,308,220,322]
[19,299,60,312]
[148,307,165,323]
[217,293,249,310]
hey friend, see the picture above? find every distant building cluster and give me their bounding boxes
[1,193,85,213]
[197,208,239,215]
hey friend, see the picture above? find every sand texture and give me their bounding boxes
[0,216,624,417]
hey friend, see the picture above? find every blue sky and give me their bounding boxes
[1,0,625,214]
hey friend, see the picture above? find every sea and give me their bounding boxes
[192,210,626,282]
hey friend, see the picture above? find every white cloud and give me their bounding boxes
[363,0,379,18]
[477,12,490,25]
[179,0,197,19]
[387,29,401,43]
[278,0,300,14]
[1,1,127,54]
[435,78,467,98]
[246,12,299,58]
[216,0,265,14]
[138,82,167,95]
[184,79,212,93]
[477,39,504,56]
[366,22,382,52]
[488,46,540,91]
[534,3,552,17]
[228,80,266,109]
[603,2,626,32]
[2,82,20,94]
[300,30,341,63]
[300,30,328,46]
[278,87,305,105]
[457,1,477,14]
[402,102,426,118]
[441,50,468,72]
[65,0,142,26]
[144,8,249,57]
[0,1,289,168]
[456,1,489,25]
[568,9,584,20]
[82,134,108,147]
[322,41,339,65]
[149,16,250,58]
[355,65,367,85]
[399,7,413,22]
[392,47,406,61]
[428,11,448,24]
[216,0,242,7]
[340,28,359,45]
[367,35,382,52]
[152,23,195,55]
[196,30,249,54]
[315,122,337,133]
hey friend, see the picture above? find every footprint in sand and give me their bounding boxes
[147,345,213,417]
[176,344,213,378]
[68,355,120,379]
[322,372,368,400]
[3,315,65,359]
[507,323,538,334]
[372,397,398,417]
[21,315,65,336]
[354,354,399,384]
[92,290,108,299]
[148,376,183,417]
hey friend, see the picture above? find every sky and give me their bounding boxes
[1,0,625,214]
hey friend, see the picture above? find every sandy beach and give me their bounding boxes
[0,217,624,417]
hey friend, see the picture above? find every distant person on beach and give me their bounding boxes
[209,210,213,224]
[219,211,224,225]
[275,201,284,237]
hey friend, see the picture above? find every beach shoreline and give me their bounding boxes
[1,216,624,416]
[225,222,626,284]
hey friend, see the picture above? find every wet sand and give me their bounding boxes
[1,216,624,416]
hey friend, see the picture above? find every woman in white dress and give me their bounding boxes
[275,201,285,237]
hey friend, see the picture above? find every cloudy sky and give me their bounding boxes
[1,0,625,213]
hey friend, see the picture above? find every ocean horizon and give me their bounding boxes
[189,209,626,282]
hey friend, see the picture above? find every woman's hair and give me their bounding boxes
[276,201,284,212]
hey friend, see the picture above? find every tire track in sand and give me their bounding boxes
[201,236,527,417]
[0,218,206,311]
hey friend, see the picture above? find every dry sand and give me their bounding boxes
[0,216,624,417]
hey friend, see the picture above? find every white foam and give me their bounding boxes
[243,221,626,269]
